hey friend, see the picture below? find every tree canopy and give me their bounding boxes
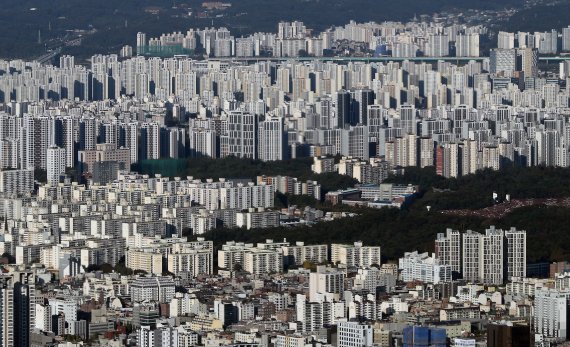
[192,165,570,264]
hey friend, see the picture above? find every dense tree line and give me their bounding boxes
[187,165,570,263]
[501,2,570,33]
[134,157,358,194]
[196,202,570,264]
[386,166,570,211]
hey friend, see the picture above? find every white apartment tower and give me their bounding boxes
[505,227,527,280]
[435,228,461,273]
[460,226,526,284]
[461,230,481,283]
[46,146,66,185]
[337,321,374,347]
[258,116,286,161]
[243,249,282,275]
[534,289,570,339]
[497,31,515,49]
[479,226,504,285]
[309,266,346,301]
[140,122,160,160]
[399,251,452,284]
[332,242,381,268]
[138,325,179,347]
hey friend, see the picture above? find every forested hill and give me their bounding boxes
[501,2,570,33]
[187,164,570,263]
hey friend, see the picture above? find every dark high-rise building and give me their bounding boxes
[0,272,36,347]
[487,324,532,347]
[399,104,417,135]
[336,90,352,128]
[216,302,239,328]
[79,117,97,151]
[351,88,375,125]
[139,122,160,161]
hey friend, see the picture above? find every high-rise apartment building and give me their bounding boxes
[534,289,570,339]
[337,321,374,347]
[435,229,462,274]
[490,49,517,76]
[399,251,452,284]
[139,122,160,160]
[46,146,66,185]
[220,111,257,159]
[258,116,287,161]
[309,266,346,301]
[0,272,36,347]
[331,242,381,268]
[130,276,176,303]
[457,227,526,285]
[497,31,515,49]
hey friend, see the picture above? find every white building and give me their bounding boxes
[46,146,66,185]
[296,293,345,333]
[505,227,527,280]
[130,276,176,303]
[0,169,34,196]
[258,116,286,161]
[48,298,78,324]
[217,241,249,271]
[435,228,461,273]
[126,249,163,275]
[235,208,280,230]
[309,266,346,301]
[167,248,213,277]
[188,128,217,158]
[311,156,335,174]
[282,242,328,266]
[138,324,179,347]
[479,226,504,285]
[460,226,526,285]
[533,288,570,339]
[243,249,282,275]
[399,251,452,284]
[337,321,374,347]
[275,335,305,347]
[331,242,381,268]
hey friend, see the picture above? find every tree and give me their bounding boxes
[302,261,317,272]
[63,335,82,343]
[100,263,114,273]
[1,253,15,264]
[298,49,309,57]
[34,168,47,183]
[182,227,193,239]
[114,262,134,276]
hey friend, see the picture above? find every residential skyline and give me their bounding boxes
[0,5,570,347]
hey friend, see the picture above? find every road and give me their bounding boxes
[209,56,570,63]
[34,50,570,66]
